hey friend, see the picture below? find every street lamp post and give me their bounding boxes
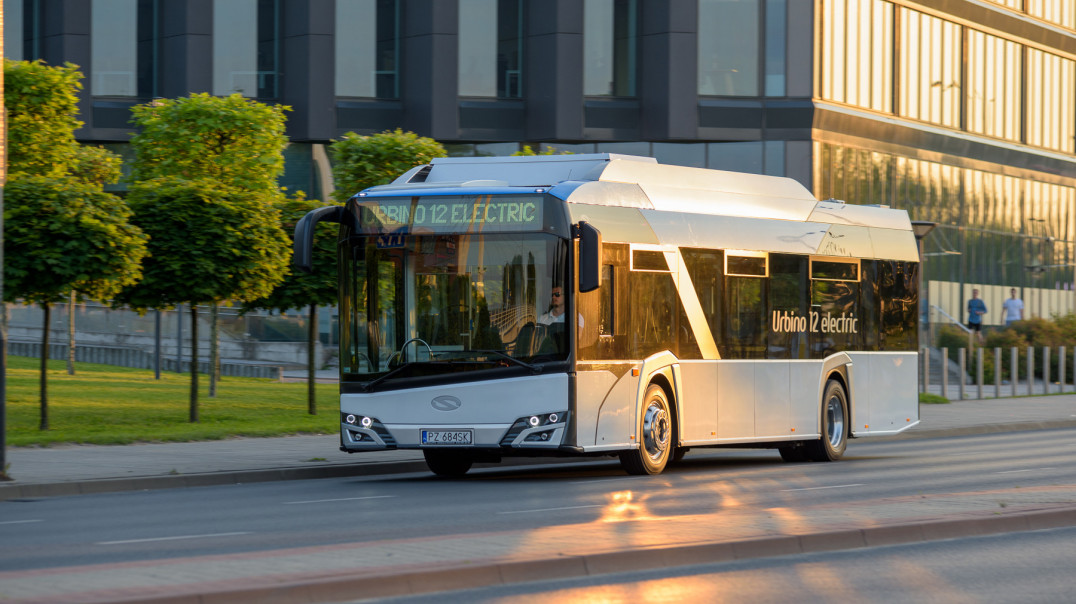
[912,221,938,365]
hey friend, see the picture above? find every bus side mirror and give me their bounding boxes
[294,205,345,273]
[577,221,602,293]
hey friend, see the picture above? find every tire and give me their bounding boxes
[619,384,675,475]
[804,379,849,462]
[423,450,474,477]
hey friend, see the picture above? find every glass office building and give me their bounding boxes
[6,0,1076,326]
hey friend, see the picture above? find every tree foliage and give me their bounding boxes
[129,93,290,195]
[3,59,83,178]
[116,178,289,310]
[3,177,147,304]
[331,129,447,203]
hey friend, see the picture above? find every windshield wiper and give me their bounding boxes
[359,361,422,392]
[466,349,543,374]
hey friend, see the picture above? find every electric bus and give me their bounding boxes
[294,154,920,476]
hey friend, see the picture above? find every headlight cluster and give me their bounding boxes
[342,413,374,428]
[501,411,568,446]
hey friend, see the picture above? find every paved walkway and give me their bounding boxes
[1,395,1075,604]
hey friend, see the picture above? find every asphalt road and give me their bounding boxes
[368,525,1076,604]
[2,428,1074,576]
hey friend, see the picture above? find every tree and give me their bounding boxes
[3,177,147,429]
[3,60,82,179]
[122,93,292,418]
[130,93,288,196]
[3,59,146,430]
[242,193,339,414]
[117,179,289,421]
[331,129,447,203]
[66,144,126,374]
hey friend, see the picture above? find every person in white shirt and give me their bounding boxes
[1001,288,1024,327]
[537,286,583,327]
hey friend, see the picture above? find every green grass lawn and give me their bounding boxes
[4,356,339,447]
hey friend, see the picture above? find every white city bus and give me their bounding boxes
[295,154,920,476]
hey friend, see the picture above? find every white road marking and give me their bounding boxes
[283,495,396,505]
[996,468,1056,474]
[499,504,602,515]
[98,532,251,545]
[781,483,864,492]
[0,519,43,526]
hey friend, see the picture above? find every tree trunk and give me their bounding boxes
[308,303,317,415]
[209,303,219,398]
[189,305,199,423]
[40,303,51,430]
[67,291,76,375]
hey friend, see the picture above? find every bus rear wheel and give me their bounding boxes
[423,450,473,477]
[805,379,848,462]
[620,384,675,475]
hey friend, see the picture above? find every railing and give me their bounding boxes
[920,344,1073,400]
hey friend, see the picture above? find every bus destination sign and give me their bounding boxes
[363,195,544,233]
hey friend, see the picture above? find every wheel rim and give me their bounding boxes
[826,393,846,448]
[642,400,671,460]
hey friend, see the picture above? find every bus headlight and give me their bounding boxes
[500,411,568,446]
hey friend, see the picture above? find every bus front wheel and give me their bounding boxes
[423,450,473,477]
[805,379,848,462]
[620,384,675,475]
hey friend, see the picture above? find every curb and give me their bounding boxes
[31,505,1076,604]
[4,420,1076,502]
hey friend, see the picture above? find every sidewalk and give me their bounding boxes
[1,395,1075,604]
[3,393,1076,500]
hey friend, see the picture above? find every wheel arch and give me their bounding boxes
[820,353,854,437]
[636,351,682,448]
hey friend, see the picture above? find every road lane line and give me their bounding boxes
[0,519,43,526]
[996,468,1057,474]
[97,532,251,545]
[498,504,602,515]
[781,483,864,492]
[283,495,396,505]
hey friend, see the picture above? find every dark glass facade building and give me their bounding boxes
[6,0,1076,325]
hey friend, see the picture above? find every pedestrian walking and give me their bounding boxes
[1001,288,1024,327]
[967,288,987,344]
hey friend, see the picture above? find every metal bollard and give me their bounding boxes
[959,348,966,400]
[922,348,931,395]
[1011,347,1018,398]
[994,347,1001,398]
[1027,346,1035,396]
[1061,346,1067,394]
[977,347,984,400]
[942,347,950,399]
[1044,346,1051,395]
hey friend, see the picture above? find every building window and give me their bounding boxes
[584,0,638,97]
[1027,1,1076,30]
[1026,48,1075,153]
[458,0,523,98]
[966,29,1022,142]
[214,0,279,98]
[897,8,961,128]
[5,0,26,60]
[820,0,893,112]
[698,0,759,97]
[91,0,159,98]
[336,0,399,99]
[764,0,786,96]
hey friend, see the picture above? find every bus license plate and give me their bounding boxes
[421,430,473,445]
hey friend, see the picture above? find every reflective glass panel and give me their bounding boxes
[698,0,759,96]
[897,8,960,128]
[92,0,138,96]
[967,30,1022,141]
[819,0,892,112]
[584,0,638,96]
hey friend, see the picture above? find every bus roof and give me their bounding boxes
[367,154,917,261]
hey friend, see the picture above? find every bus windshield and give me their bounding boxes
[340,231,570,384]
